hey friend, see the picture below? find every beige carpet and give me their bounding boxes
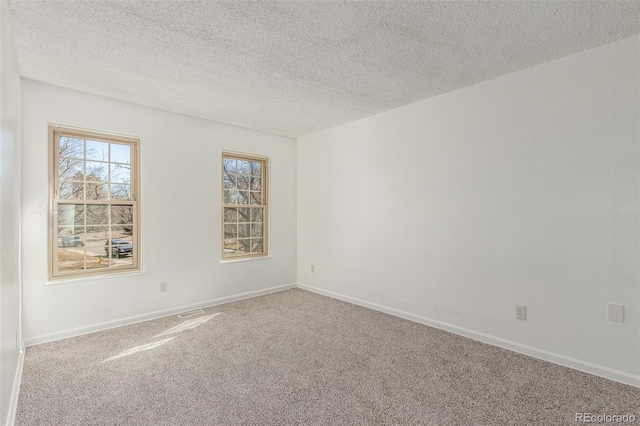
[15,289,640,425]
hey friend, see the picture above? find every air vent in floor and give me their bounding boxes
[177,309,206,318]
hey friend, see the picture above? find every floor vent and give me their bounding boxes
[177,309,206,318]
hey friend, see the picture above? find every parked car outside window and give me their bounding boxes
[61,235,84,247]
[105,238,133,258]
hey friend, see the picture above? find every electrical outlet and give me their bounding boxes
[160,282,168,293]
[311,264,315,273]
[516,305,527,320]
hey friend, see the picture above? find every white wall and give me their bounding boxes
[0,0,22,424]
[297,36,640,385]
[21,80,297,343]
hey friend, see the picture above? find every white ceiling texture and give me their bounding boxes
[8,1,640,137]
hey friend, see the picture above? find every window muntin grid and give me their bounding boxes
[222,153,267,259]
[50,126,140,279]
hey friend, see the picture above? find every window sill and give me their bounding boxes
[45,270,146,286]
[220,256,272,264]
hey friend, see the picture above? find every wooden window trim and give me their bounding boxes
[48,124,141,280]
[221,151,269,260]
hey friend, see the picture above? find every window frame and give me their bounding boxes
[48,124,141,280]
[221,151,269,260]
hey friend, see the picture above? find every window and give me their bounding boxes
[222,152,268,259]
[49,125,140,279]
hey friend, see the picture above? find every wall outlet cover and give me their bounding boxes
[608,303,624,323]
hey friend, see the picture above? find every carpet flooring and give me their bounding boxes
[15,289,640,425]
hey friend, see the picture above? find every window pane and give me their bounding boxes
[110,143,131,164]
[237,191,249,204]
[223,158,236,174]
[59,181,74,199]
[223,174,235,189]
[250,192,261,205]
[85,161,108,182]
[84,227,108,257]
[224,224,237,239]
[250,207,263,223]
[223,239,238,256]
[250,239,263,253]
[59,159,83,181]
[86,225,109,238]
[236,239,250,255]
[250,161,261,176]
[61,181,86,200]
[86,182,107,200]
[238,208,250,222]
[237,175,249,190]
[59,137,84,159]
[86,205,109,225]
[110,184,131,200]
[58,227,84,248]
[238,224,249,238]
[86,258,111,270]
[86,226,109,267]
[237,160,250,176]
[111,205,133,225]
[86,140,109,161]
[110,163,131,184]
[58,204,84,226]
[111,225,133,239]
[57,248,85,272]
[250,177,261,191]
[105,227,133,260]
[57,227,72,246]
[224,189,237,204]
[251,223,263,238]
[112,255,133,268]
[86,249,107,264]
[224,207,237,223]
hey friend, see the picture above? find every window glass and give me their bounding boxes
[50,126,139,279]
[222,152,267,259]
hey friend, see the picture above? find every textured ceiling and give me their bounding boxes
[8,1,640,137]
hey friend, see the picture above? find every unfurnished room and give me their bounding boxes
[1,1,640,425]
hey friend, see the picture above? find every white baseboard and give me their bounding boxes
[296,283,640,388]
[6,346,25,426]
[24,283,296,347]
